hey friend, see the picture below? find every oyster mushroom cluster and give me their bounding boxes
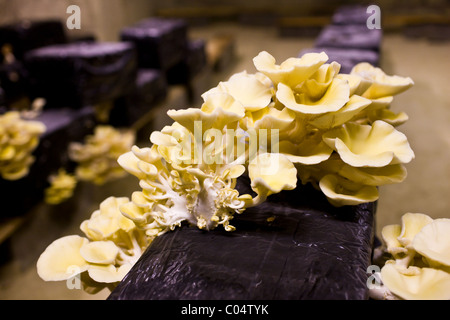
[37,51,417,291]
[0,111,46,180]
[252,52,415,207]
[44,169,78,205]
[37,196,148,293]
[372,213,450,300]
[68,125,136,185]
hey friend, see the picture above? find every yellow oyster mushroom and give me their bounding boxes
[351,62,414,99]
[130,145,162,164]
[276,78,350,115]
[37,235,89,281]
[88,264,132,284]
[300,62,341,100]
[120,199,148,226]
[322,121,414,167]
[246,153,297,206]
[149,131,178,147]
[0,156,35,180]
[336,74,372,96]
[80,197,135,241]
[117,151,147,180]
[247,105,296,132]
[381,224,408,256]
[278,136,333,165]
[44,169,78,205]
[412,218,450,268]
[319,174,379,207]
[381,264,450,300]
[69,125,135,185]
[167,92,245,133]
[338,163,407,186]
[308,94,372,130]
[80,241,119,265]
[367,108,409,127]
[0,111,46,180]
[254,71,273,88]
[397,212,433,248]
[202,71,273,112]
[200,92,246,125]
[253,51,329,88]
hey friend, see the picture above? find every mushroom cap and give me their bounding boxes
[37,235,89,281]
[276,78,350,115]
[412,218,450,267]
[322,120,414,167]
[397,212,434,247]
[278,138,333,165]
[80,241,119,265]
[168,93,245,133]
[253,51,328,88]
[319,174,379,207]
[202,71,273,112]
[248,153,297,195]
[381,224,408,256]
[308,94,372,130]
[351,62,414,99]
[88,264,132,284]
[381,264,450,300]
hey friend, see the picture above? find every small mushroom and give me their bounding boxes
[253,51,328,88]
[168,92,245,133]
[37,235,89,281]
[246,153,297,206]
[412,218,450,268]
[276,78,350,115]
[351,62,414,99]
[88,264,133,284]
[381,224,408,256]
[202,71,273,112]
[322,120,414,168]
[318,174,378,207]
[80,241,119,265]
[381,264,450,300]
[397,212,433,247]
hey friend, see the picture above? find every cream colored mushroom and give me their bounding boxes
[246,153,297,206]
[412,218,450,268]
[80,241,120,265]
[381,224,408,256]
[381,264,450,300]
[278,137,333,165]
[168,92,245,133]
[276,78,350,115]
[319,174,379,207]
[37,235,89,281]
[253,51,328,88]
[245,105,296,132]
[308,94,372,130]
[80,197,134,241]
[88,264,133,284]
[397,212,433,247]
[351,62,414,99]
[322,120,414,167]
[338,163,407,187]
[202,71,273,112]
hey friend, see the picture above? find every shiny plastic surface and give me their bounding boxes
[109,176,376,300]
